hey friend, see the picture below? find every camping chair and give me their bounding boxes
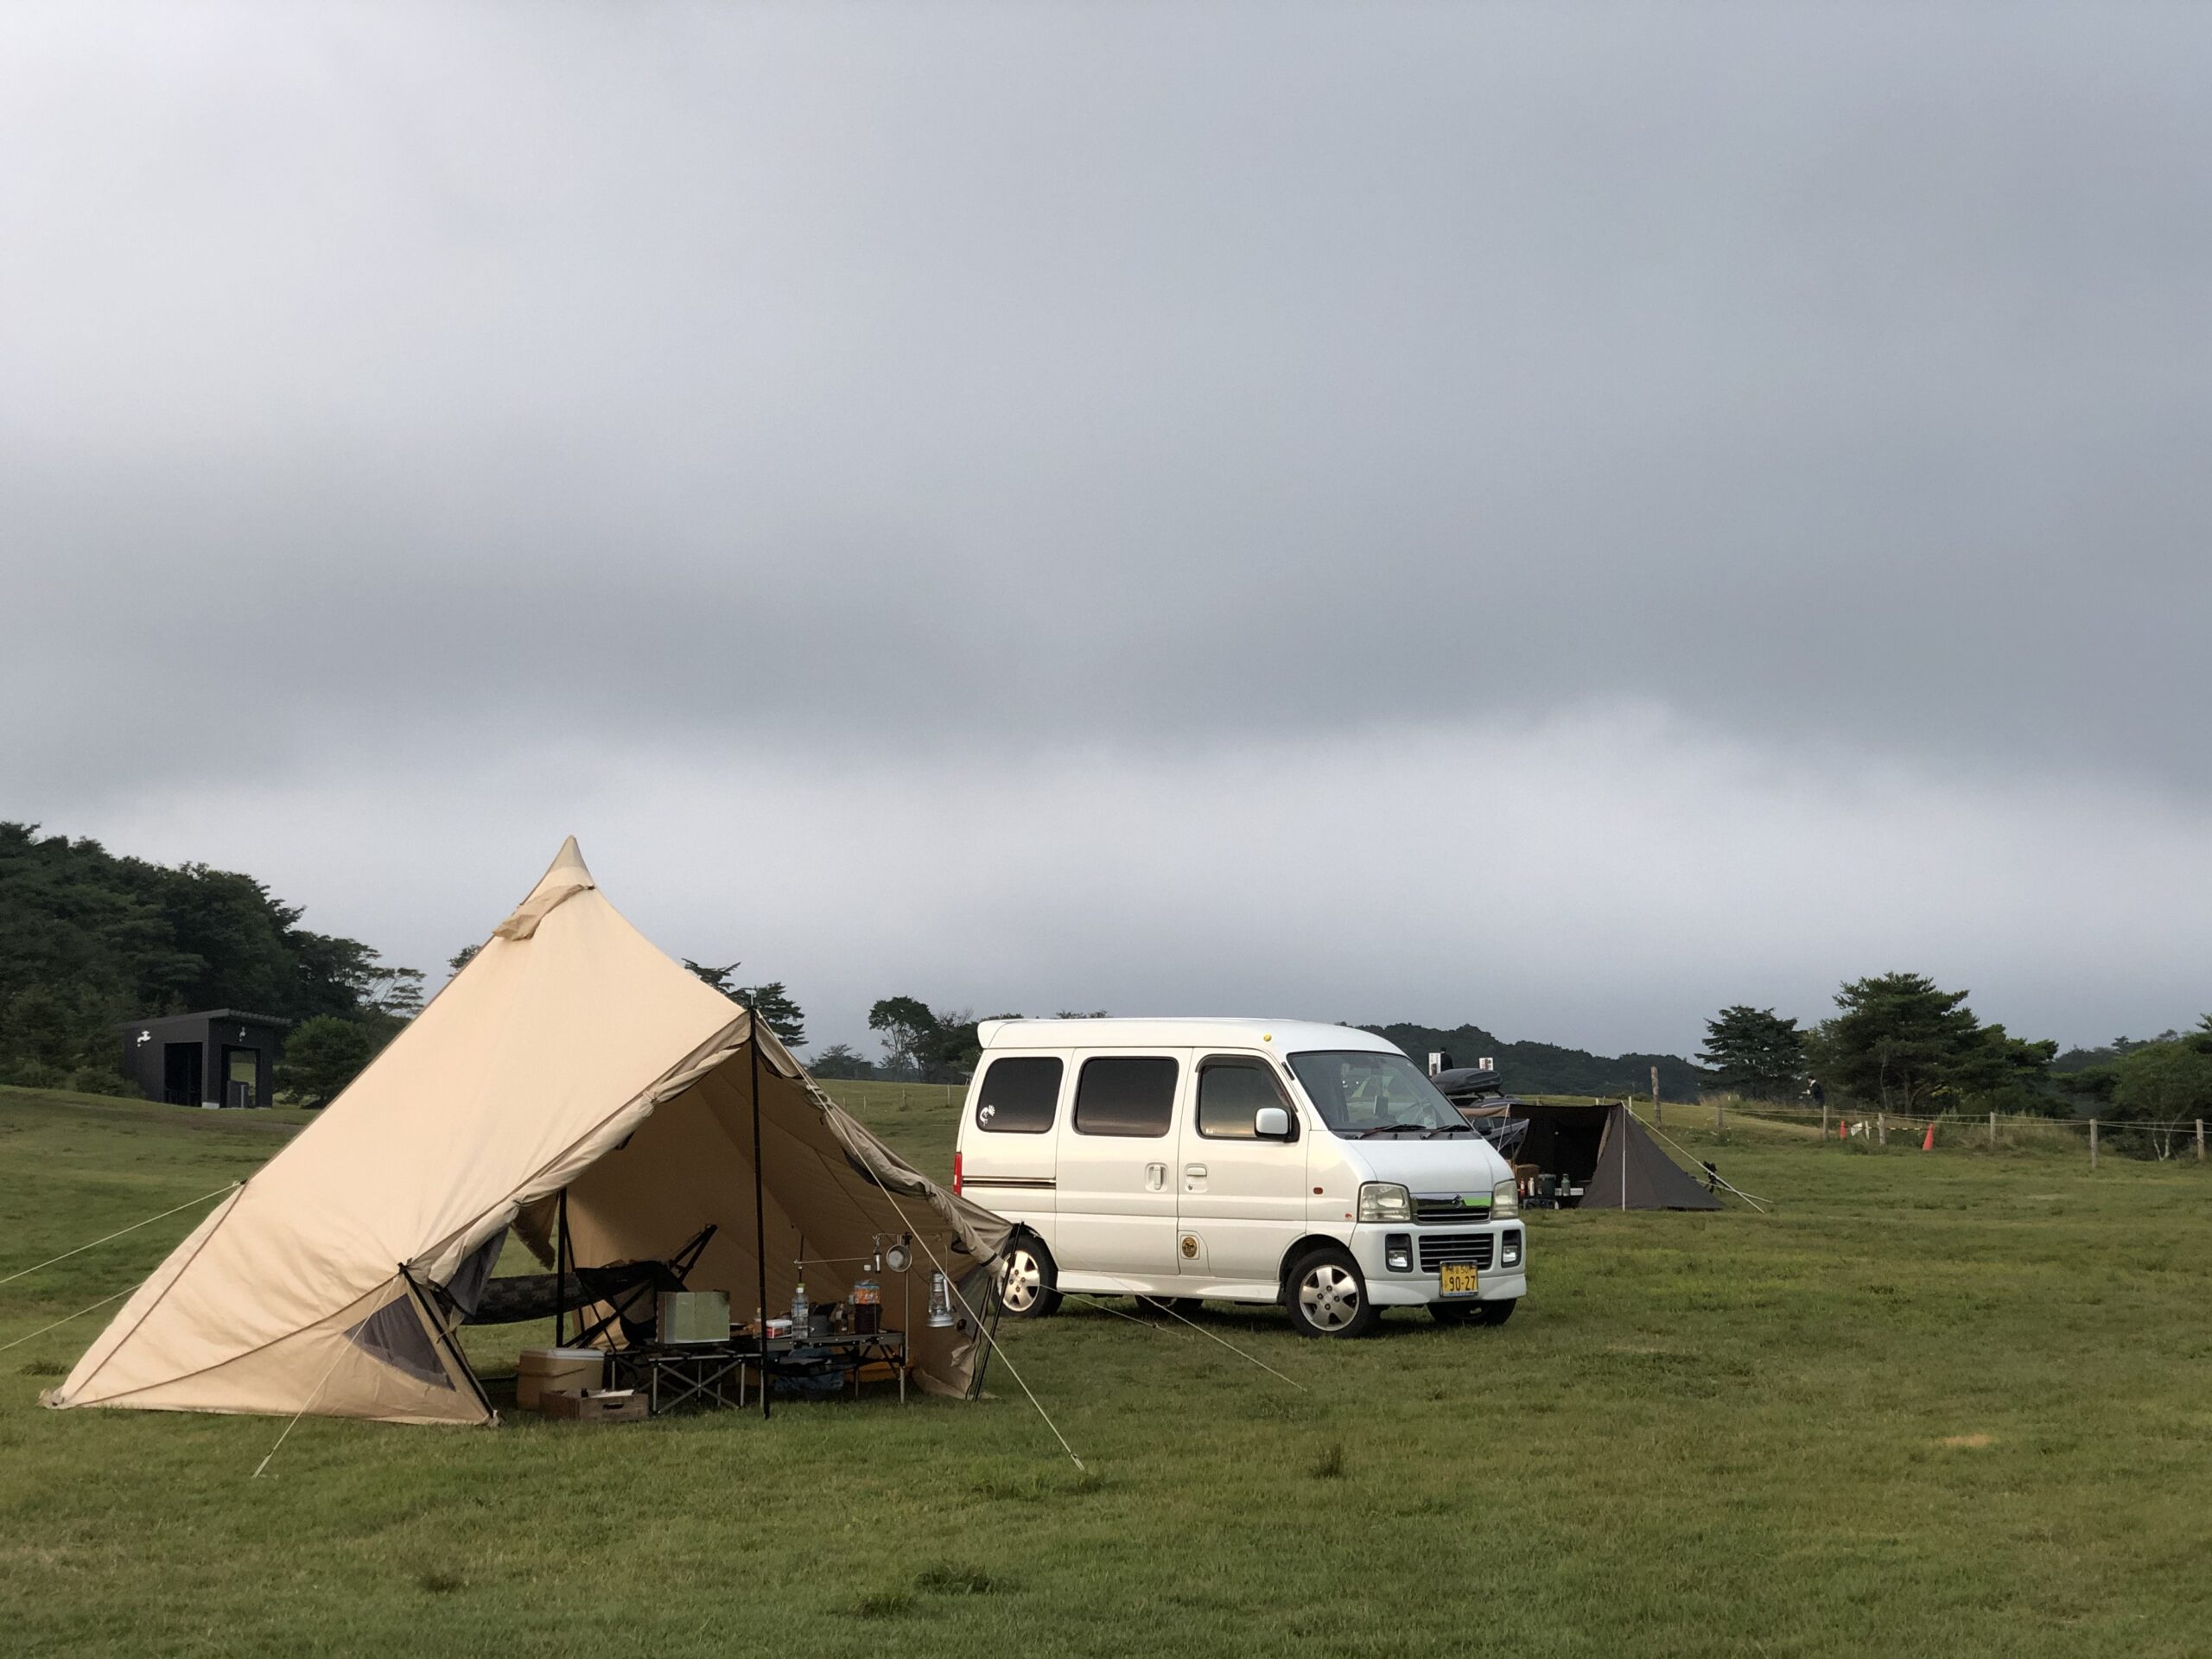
[461,1224,718,1346]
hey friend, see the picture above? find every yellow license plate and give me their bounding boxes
[1438,1262,1481,1297]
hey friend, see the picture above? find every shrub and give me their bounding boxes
[275,1015,383,1108]
[67,1065,137,1098]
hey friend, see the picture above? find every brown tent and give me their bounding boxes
[48,839,1010,1424]
[1463,1099,1721,1211]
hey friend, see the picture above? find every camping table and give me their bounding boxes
[604,1332,909,1415]
[605,1341,751,1415]
[737,1330,908,1408]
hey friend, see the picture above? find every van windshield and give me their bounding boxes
[1287,1051,1467,1136]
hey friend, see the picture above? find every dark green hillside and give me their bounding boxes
[0,823,419,1090]
[1363,1020,1702,1098]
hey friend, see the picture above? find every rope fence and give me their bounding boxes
[1641,1095,2208,1168]
[816,1078,2210,1170]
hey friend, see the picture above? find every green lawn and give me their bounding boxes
[2,1082,2206,1656]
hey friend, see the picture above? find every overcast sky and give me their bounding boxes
[4,2,2208,1058]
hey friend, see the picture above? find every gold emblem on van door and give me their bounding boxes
[1180,1235,1198,1259]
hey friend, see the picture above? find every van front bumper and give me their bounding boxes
[1351,1224,1526,1306]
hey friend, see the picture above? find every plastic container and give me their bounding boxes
[517,1347,603,1410]
[657,1289,730,1344]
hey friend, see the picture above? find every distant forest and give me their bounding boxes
[0,823,422,1094]
[1363,1020,1702,1099]
[9,823,2199,1123]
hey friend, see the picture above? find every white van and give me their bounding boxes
[954,1018,1525,1338]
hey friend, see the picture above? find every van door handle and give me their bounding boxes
[1144,1163,1166,1192]
[1184,1163,1207,1192]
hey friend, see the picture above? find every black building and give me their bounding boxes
[117,1010,289,1109]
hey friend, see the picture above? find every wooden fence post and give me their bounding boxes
[2089,1117,2098,1170]
[2198,1119,2205,1163]
[1822,1102,1830,1139]
[1651,1065,1661,1128]
[1989,1110,1996,1149]
[1877,1112,1886,1147]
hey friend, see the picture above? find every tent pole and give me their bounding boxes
[399,1263,499,1426]
[555,1188,569,1348]
[749,999,771,1420]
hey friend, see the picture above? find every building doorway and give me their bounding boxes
[162,1042,204,1105]
[220,1046,261,1109]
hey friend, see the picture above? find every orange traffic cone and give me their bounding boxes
[1922,1121,1936,1151]
[1839,1117,1847,1141]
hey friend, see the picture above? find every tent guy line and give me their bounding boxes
[1083,1282,1311,1394]
[1628,1108,1771,1211]
[871,1177,1086,1472]
[0,1182,241,1287]
[250,1339,350,1479]
[0,1286,137,1356]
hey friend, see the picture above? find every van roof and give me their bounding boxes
[975,1017,1402,1056]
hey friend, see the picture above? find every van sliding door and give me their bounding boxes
[1052,1053,1185,1285]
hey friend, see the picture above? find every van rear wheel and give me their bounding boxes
[1284,1246,1379,1338]
[998,1238,1062,1319]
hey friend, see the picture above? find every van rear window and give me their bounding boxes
[1073,1057,1179,1137]
[974,1057,1062,1134]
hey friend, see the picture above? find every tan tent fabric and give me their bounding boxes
[48,838,1007,1423]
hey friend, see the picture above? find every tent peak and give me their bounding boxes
[540,835,592,889]
[495,836,599,941]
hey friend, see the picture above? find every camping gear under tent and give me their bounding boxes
[1447,1096,1721,1211]
[46,838,1011,1426]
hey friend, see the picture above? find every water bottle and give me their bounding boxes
[791,1275,809,1332]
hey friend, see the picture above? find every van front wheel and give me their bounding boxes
[998,1239,1062,1319]
[1284,1247,1379,1338]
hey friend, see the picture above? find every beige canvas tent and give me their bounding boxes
[47,838,1009,1425]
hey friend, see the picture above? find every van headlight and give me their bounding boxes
[1357,1182,1413,1223]
[1491,1177,1521,1220]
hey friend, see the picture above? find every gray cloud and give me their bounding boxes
[3,3,2208,1052]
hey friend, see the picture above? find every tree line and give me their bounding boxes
[1698,971,2212,1126]
[10,826,2202,1128]
[0,823,424,1098]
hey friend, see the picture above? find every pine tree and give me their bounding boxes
[1697,1006,1807,1100]
[737,982,806,1049]
[1812,972,1983,1113]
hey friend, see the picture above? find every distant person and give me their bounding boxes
[1806,1077,1826,1109]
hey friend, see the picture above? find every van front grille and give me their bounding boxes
[1414,1195,1492,1225]
[1417,1232,1496,1271]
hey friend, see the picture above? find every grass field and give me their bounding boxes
[3,1081,2208,1656]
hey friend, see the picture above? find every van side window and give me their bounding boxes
[1072,1056,1179,1137]
[973,1057,1062,1134]
[1197,1057,1294,1141]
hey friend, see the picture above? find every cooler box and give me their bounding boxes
[658,1290,730,1344]
[518,1346,603,1410]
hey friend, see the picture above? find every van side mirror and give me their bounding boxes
[1253,1106,1292,1140]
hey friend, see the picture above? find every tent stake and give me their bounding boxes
[749,996,770,1420]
